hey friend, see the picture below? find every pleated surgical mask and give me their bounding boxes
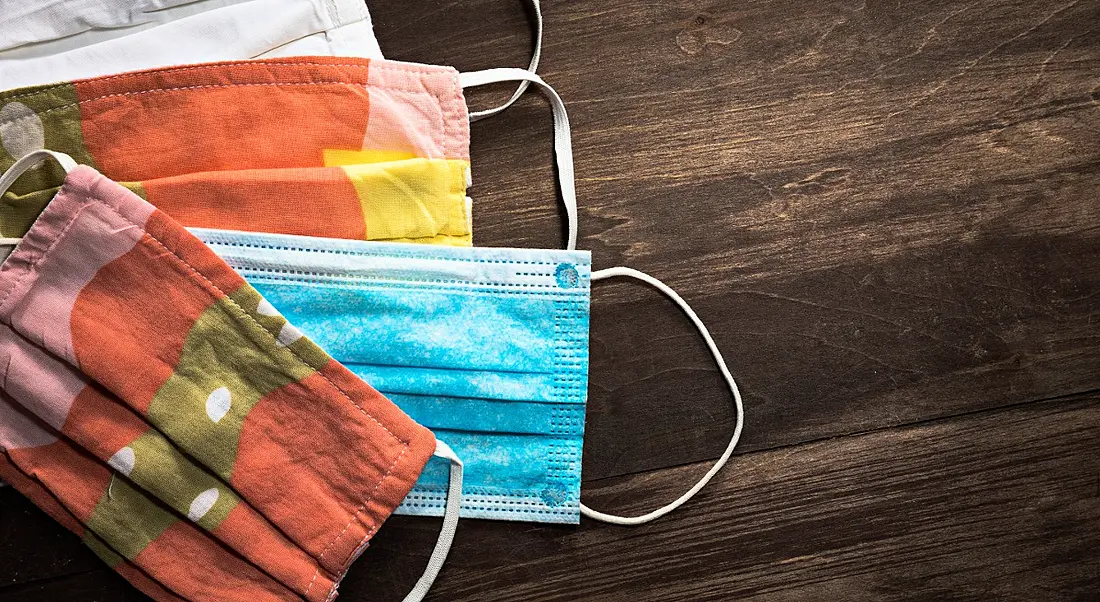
[0,0,384,89]
[194,229,744,527]
[196,228,593,523]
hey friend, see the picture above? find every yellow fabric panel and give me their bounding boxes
[323,149,419,166]
[341,159,471,245]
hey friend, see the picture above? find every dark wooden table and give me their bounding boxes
[3,0,1099,600]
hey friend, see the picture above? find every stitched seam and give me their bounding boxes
[204,239,590,267]
[0,81,443,128]
[240,268,563,288]
[305,444,407,597]
[236,272,588,298]
[322,0,339,24]
[0,60,455,105]
[444,70,465,158]
[0,179,87,313]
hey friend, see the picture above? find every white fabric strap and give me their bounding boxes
[0,149,77,246]
[403,440,464,602]
[468,0,543,121]
[581,267,745,525]
[457,68,577,250]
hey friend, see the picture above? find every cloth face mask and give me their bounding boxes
[0,151,463,602]
[195,229,744,527]
[0,0,383,90]
[0,56,472,242]
[0,60,577,247]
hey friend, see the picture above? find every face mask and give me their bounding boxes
[0,0,383,90]
[0,151,464,602]
[0,59,575,247]
[0,56,472,242]
[192,232,743,528]
[196,228,592,523]
[191,58,730,526]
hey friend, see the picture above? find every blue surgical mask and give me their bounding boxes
[194,228,592,523]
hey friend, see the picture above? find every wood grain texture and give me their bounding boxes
[346,393,1100,601]
[2,0,1099,599]
[7,393,1097,601]
[374,0,1100,480]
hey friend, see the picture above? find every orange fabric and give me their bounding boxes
[214,504,337,598]
[69,236,211,414]
[63,384,147,458]
[7,440,110,523]
[141,167,368,240]
[232,365,429,574]
[75,58,373,181]
[133,521,298,602]
[69,211,246,414]
[114,562,189,602]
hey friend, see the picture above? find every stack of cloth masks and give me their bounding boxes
[0,1,746,600]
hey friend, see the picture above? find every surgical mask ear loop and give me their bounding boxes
[402,440,464,602]
[581,267,745,525]
[0,149,78,246]
[468,0,543,121]
[457,68,577,250]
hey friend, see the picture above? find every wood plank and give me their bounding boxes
[0,488,101,589]
[370,0,1100,479]
[341,393,1100,601]
[0,569,151,602]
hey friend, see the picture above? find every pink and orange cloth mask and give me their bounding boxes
[0,150,463,602]
[0,56,474,245]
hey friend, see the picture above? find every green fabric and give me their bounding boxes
[85,477,177,561]
[126,431,237,531]
[147,289,316,481]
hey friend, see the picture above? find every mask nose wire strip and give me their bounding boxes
[581,266,745,526]
[0,149,78,246]
[458,68,577,250]
[402,440,464,602]
[469,0,543,121]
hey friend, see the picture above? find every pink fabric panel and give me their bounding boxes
[363,60,470,161]
[0,166,154,363]
[0,324,86,430]
[0,395,57,451]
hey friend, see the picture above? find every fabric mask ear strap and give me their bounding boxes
[469,0,543,121]
[402,440,464,602]
[457,68,577,250]
[0,149,77,246]
[581,267,745,525]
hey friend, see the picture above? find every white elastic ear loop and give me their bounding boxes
[581,267,745,525]
[0,149,78,246]
[468,0,543,121]
[402,440,464,602]
[457,68,577,250]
